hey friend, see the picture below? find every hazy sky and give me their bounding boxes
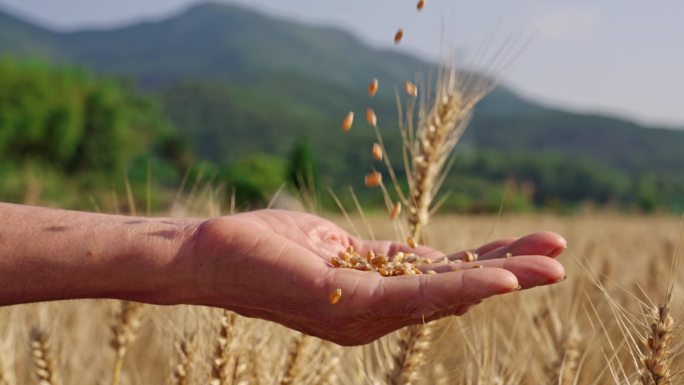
[1,0,683,127]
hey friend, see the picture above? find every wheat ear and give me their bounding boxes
[280,334,310,385]
[386,324,432,385]
[301,341,339,385]
[29,326,60,385]
[210,311,236,385]
[246,341,265,385]
[548,325,581,385]
[640,293,674,385]
[171,337,195,385]
[317,355,340,385]
[406,68,485,241]
[110,301,143,385]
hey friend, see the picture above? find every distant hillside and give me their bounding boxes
[1,2,683,196]
[62,3,430,89]
[0,7,65,58]
[469,104,684,176]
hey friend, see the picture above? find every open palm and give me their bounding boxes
[188,209,565,345]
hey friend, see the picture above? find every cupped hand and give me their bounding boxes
[184,209,565,346]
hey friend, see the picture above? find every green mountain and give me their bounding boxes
[63,3,429,89]
[1,2,683,210]
[0,8,65,58]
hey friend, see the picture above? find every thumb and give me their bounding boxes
[369,268,519,319]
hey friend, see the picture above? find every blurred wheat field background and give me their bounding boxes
[1,211,681,385]
[2,2,684,385]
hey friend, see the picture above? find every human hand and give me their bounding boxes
[182,209,565,346]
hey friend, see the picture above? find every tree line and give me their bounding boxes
[1,58,681,213]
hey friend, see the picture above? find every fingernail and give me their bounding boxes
[549,246,566,258]
[516,285,523,291]
[561,275,568,282]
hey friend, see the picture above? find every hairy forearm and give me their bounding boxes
[0,203,201,306]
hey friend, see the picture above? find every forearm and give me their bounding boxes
[0,203,201,306]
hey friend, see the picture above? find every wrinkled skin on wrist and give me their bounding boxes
[184,210,565,346]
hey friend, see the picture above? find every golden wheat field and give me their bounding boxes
[0,211,681,385]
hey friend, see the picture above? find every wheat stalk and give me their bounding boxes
[386,324,432,385]
[29,326,60,385]
[171,337,195,385]
[640,293,675,385]
[280,334,310,385]
[296,341,339,385]
[316,355,340,385]
[547,325,582,385]
[246,341,265,385]
[381,65,489,385]
[110,301,143,385]
[210,311,236,385]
